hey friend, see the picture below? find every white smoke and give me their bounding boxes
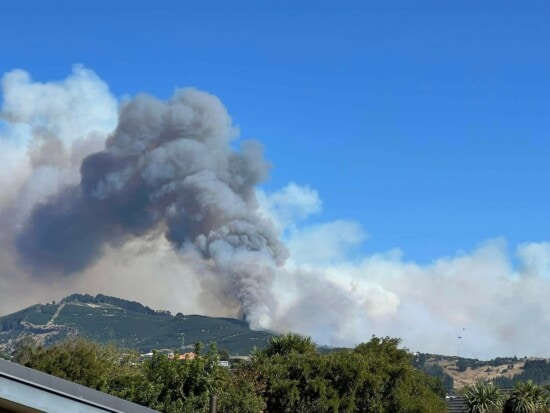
[1,67,549,359]
[0,65,117,223]
[261,184,550,358]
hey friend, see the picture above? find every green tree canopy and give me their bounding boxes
[502,380,550,413]
[12,335,447,413]
[462,381,503,413]
[250,336,446,412]
[13,337,141,395]
[261,332,317,357]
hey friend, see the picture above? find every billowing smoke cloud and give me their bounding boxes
[2,67,550,359]
[13,82,287,325]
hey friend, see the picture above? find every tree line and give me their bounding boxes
[11,334,447,412]
[492,359,550,389]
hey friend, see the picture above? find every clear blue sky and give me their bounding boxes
[2,1,549,263]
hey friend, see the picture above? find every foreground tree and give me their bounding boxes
[13,338,141,395]
[462,381,503,413]
[261,332,317,357]
[251,335,446,412]
[129,344,264,413]
[12,335,447,412]
[502,380,550,413]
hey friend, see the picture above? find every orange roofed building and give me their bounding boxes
[178,352,196,361]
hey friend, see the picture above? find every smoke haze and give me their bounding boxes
[1,67,550,359]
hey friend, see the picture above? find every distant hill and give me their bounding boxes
[0,293,275,356]
[414,353,550,391]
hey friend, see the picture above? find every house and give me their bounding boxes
[0,358,158,413]
[178,352,196,361]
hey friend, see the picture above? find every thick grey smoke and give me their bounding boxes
[15,88,287,324]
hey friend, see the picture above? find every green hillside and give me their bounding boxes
[0,294,274,356]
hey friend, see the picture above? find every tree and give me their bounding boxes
[131,345,222,412]
[349,337,446,412]
[458,357,471,372]
[261,332,317,357]
[216,364,266,413]
[462,381,503,413]
[251,335,446,413]
[12,336,39,365]
[502,380,550,413]
[13,338,142,395]
[218,348,230,361]
[11,335,448,413]
[130,342,263,412]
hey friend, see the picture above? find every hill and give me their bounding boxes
[414,353,550,391]
[0,293,274,356]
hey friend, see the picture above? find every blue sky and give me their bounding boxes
[2,1,549,263]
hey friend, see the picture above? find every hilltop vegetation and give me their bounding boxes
[0,294,273,355]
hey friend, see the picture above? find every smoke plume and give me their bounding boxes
[2,67,550,359]
[13,80,287,325]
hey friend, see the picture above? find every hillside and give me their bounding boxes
[414,353,550,390]
[0,293,274,356]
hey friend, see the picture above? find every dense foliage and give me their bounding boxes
[502,380,550,413]
[493,360,550,389]
[12,334,447,412]
[62,293,159,315]
[249,335,446,412]
[413,354,454,391]
[462,380,550,413]
[13,336,141,394]
[463,381,503,413]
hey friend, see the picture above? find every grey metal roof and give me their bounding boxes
[447,396,466,413]
[0,358,158,413]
